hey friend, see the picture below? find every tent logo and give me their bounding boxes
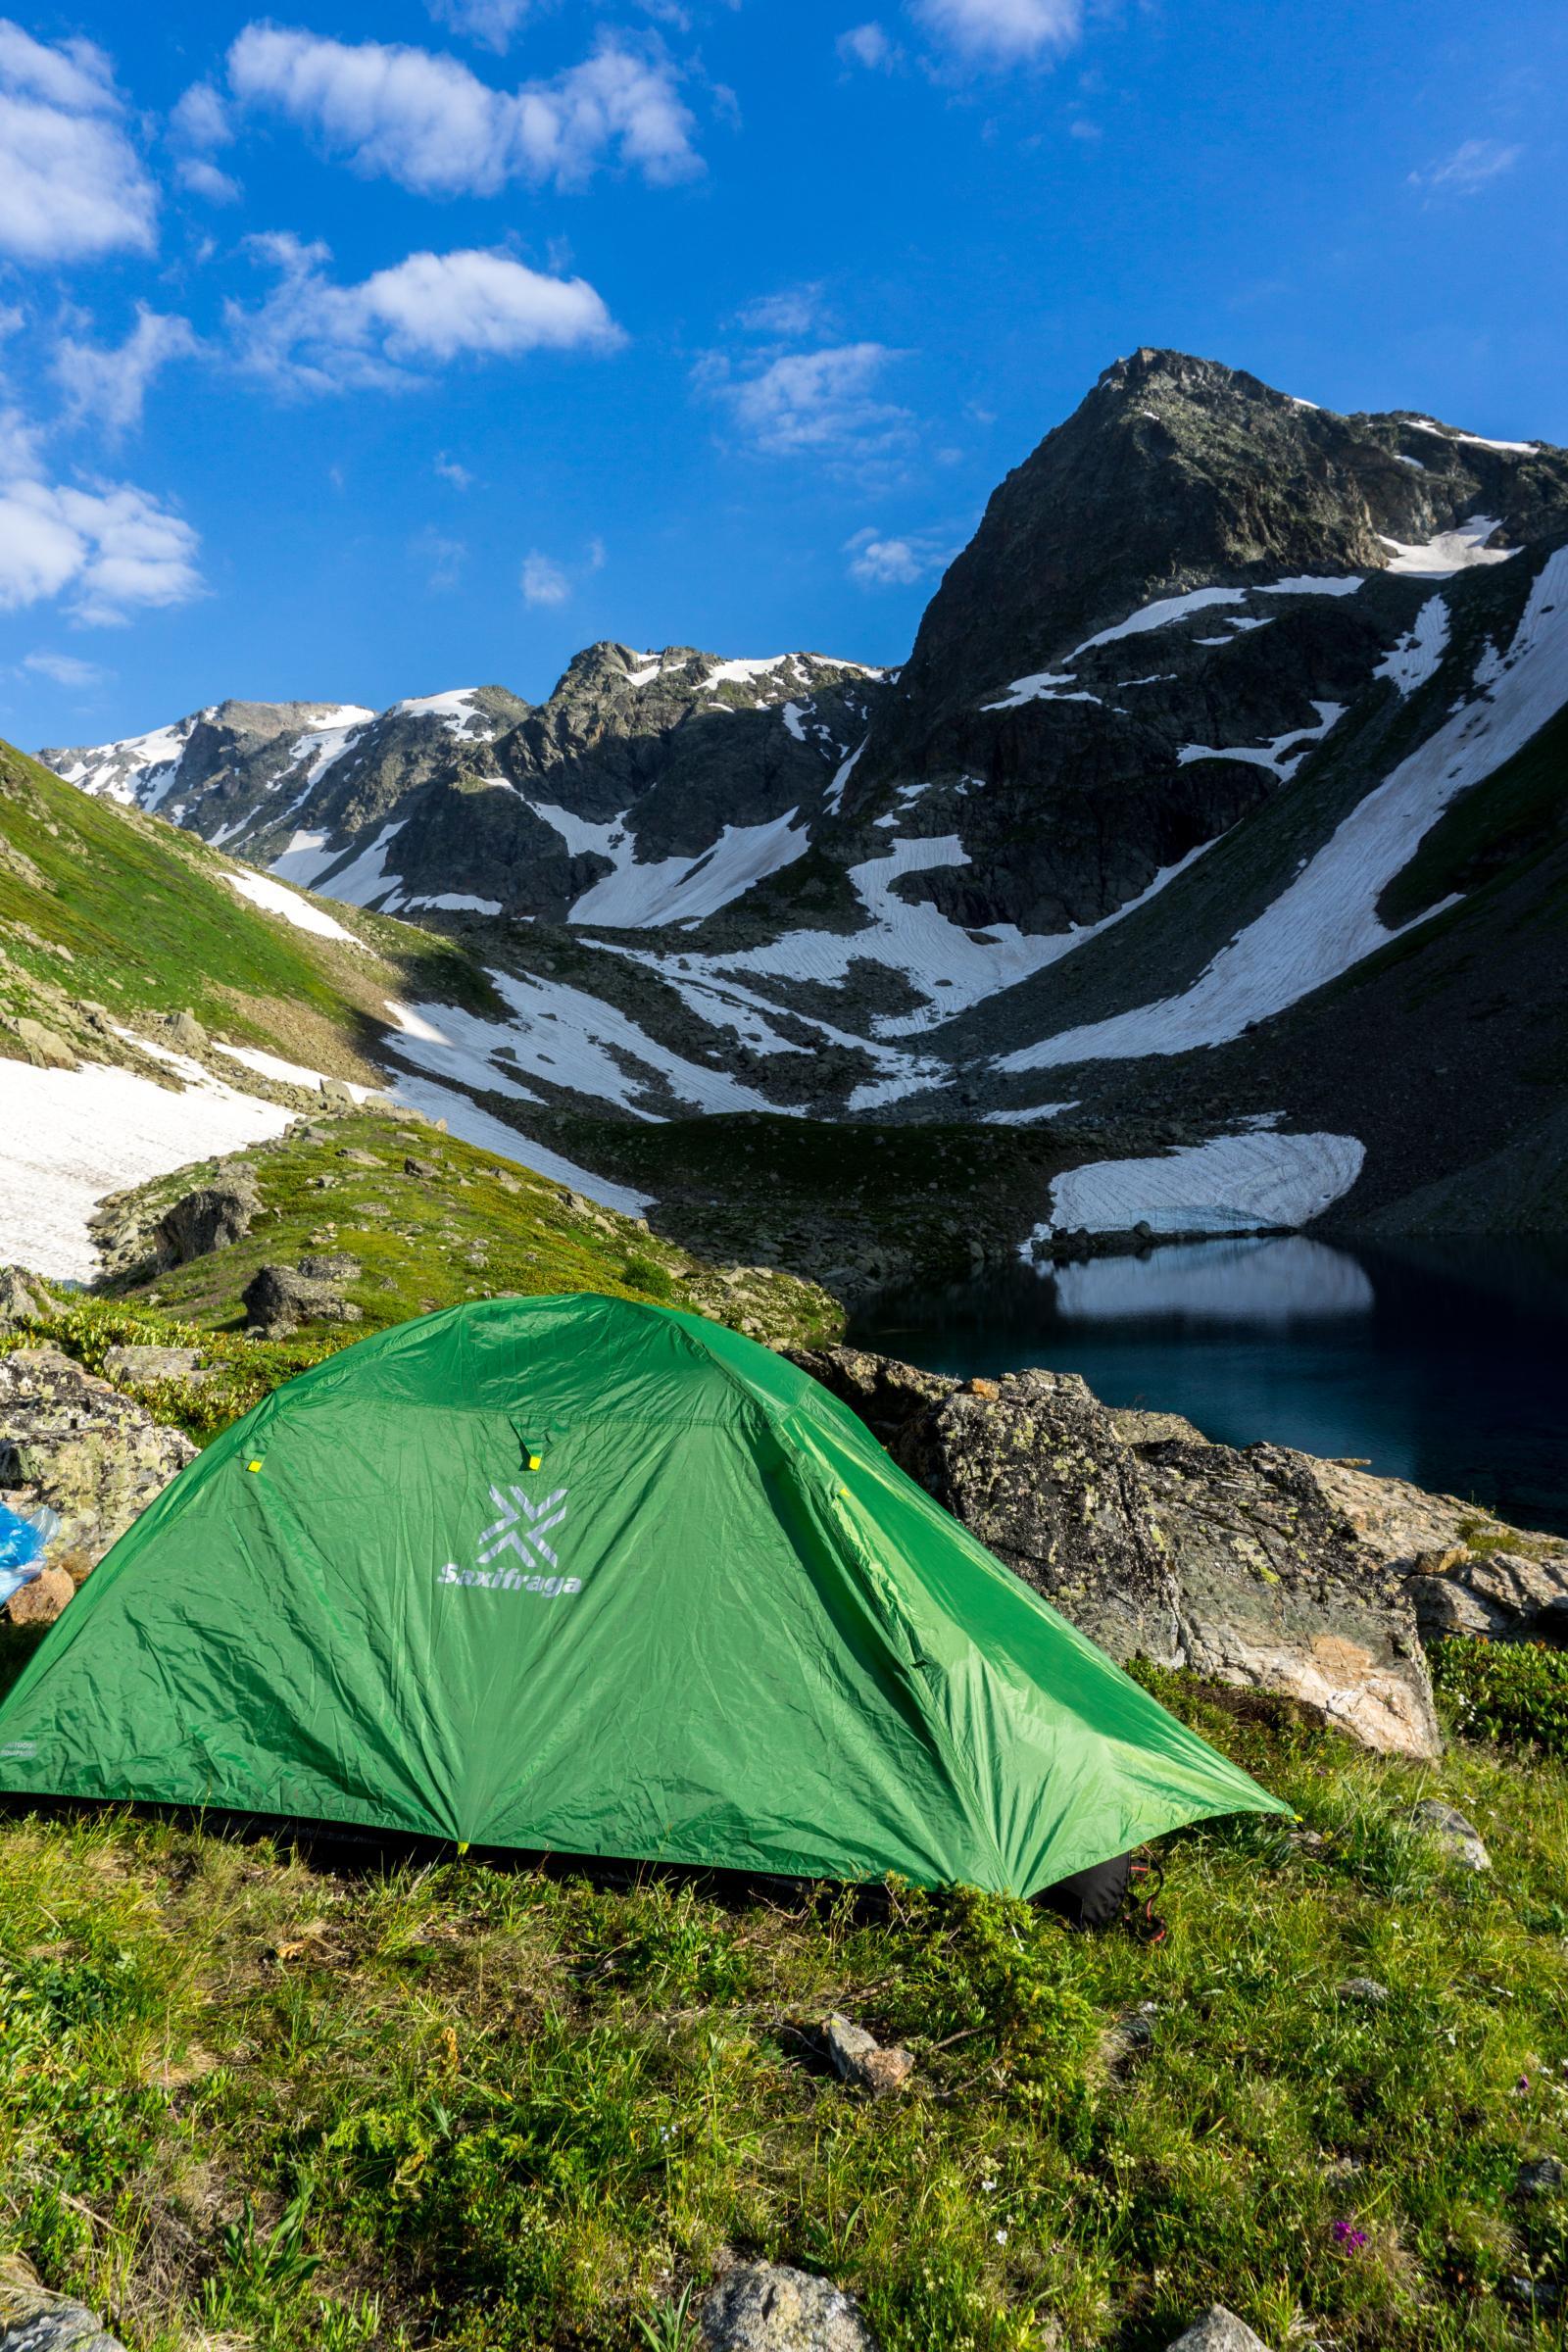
[436,1483,582,1598]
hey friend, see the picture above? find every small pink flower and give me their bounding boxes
[1333,2221,1369,2252]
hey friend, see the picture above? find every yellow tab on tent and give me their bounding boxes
[247,1459,265,1474]
[527,1453,542,1471]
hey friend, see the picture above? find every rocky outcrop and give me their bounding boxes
[1306,1457,1568,1643]
[700,2263,877,2352]
[241,1262,363,1337]
[0,1348,197,1585]
[0,1266,54,1327]
[154,1178,260,1268]
[793,1347,1440,1756]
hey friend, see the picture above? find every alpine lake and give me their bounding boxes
[852,1234,1568,1537]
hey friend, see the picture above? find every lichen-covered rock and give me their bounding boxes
[793,1346,1439,1757]
[1306,1458,1568,1645]
[700,2262,877,2352]
[0,2254,125,2348]
[242,1263,363,1337]
[159,1009,208,1056]
[0,1348,197,1580]
[153,1178,260,1268]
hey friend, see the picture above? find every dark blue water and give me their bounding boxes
[852,1236,1568,1537]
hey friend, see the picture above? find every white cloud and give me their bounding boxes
[912,0,1082,65]
[171,80,232,149]
[837,23,900,70]
[228,236,622,393]
[735,283,828,336]
[521,549,570,605]
[0,21,157,262]
[23,648,109,686]
[54,306,199,440]
[435,450,473,488]
[845,522,955,585]
[227,24,702,195]
[177,156,242,203]
[1408,138,1522,196]
[427,0,534,50]
[701,342,914,466]
[0,475,201,624]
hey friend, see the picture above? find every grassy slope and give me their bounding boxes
[0,1112,841,1436]
[0,1667,1562,2352]
[0,738,495,1084]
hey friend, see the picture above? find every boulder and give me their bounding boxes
[0,1266,52,1327]
[0,1348,197,1579]
[1307,1458,1568,1646]
[160,1010,208,1056]
[1337,1977,1391,2007]
[13,1017,76,1070]
[700,2262,877,2352]
[153,1179,260,1268]
[297,1252,362,1283]
[0,2255,124,2349]
[101,1345,208,1388]
[242,1264,364,1338]
[792,1347,1439,1757]
[1166,2312,1272,2352]
[318,1077,356,1111]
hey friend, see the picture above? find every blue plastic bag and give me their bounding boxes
[0,1502,47,1606]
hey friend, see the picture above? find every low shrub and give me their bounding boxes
[1430,1635,1568,1757]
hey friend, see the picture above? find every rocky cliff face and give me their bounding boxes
[38,351,1568,1240]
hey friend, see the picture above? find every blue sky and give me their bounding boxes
[0,0,1563,749]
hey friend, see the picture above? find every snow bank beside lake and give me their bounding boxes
[1026,1129,1367,1245]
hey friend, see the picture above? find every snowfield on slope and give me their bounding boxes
[999,546,1568,1072]
[1025,1129,1367,1243]
[0,1056,293,1282]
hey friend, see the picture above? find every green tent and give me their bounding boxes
[0,1296,1282,1891]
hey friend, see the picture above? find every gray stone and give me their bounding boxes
[1518,2157,1565,2197]
[318,1077,357,1111]
[297,1252,362,1283]
[13,1018,76,1070]
[824,2013,914,2097]
[1413,1800,1491,1872]
[0,1348,196,1579]
[160,1010,208,1056]
[241,1263,363,1337]
[792,1346,1439,1757]
[700,2262,877,2352]
[101,1345,207,1388]
[1166,2311,1272,2352]
[1337,1977,1391,2007]
[403,1154,441,1179]
[0,2255,124,2348]
[154,1180,260,1268]
[1407,1549,1568,1644]
[0,1266,51,1326]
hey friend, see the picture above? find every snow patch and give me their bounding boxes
[223,871,357,942]
[1406,417,1538,457]
[1376,597,1450,697]
[1379,516,1516,575]
[1176,701,1344,779]
[1028,1129,1367,1242]
[567,808,811,928]
[0,1057,292,1283]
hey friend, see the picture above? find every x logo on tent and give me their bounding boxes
[478,1484,568,1571]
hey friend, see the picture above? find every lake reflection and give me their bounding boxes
[853,1236,1568,1536]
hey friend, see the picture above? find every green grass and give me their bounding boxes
[1430,1641,1568,1761]
[0,1671,1563,2351]
[0,1112,842,1437]
[0,738,495,1080]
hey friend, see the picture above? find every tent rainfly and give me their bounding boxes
[0,1296,1284,1890]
